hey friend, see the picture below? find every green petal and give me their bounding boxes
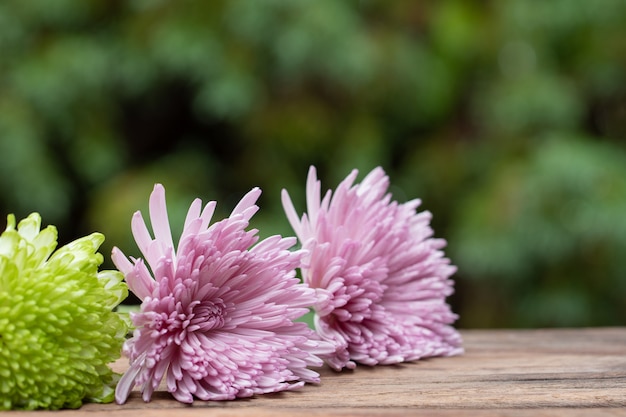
[0,213,129,410]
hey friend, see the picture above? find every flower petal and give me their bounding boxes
[284,166,463,370]
[115,185,329,403]
[149,184,174,255]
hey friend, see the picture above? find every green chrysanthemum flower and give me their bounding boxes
[0,213,129,410]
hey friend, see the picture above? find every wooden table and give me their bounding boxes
[8,328,626,416]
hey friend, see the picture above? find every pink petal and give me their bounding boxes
[111,246,133,275]
[131,211,152,262]
[115,356,143,404]
[284,166,463,370]
[230,187,261,219]
[126,258,156,300]
[281,189,303,239]
[148,184,174,258]
[305,166,321,225]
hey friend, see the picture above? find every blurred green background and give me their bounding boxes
[1,0,625,328]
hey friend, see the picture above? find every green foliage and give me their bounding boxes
[0,0,625,327]
[451,136,626,326]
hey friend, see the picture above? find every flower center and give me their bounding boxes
[187,299,226,332]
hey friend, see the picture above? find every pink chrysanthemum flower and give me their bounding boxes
[112,184,332,404]
[282,166,463,371]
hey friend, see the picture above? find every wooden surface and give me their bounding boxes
[8,328,626,416]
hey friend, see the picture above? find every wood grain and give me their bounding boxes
[6,328,626,416]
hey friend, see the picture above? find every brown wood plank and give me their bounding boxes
[6,328,626,416]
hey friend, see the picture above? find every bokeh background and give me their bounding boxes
[1,0,625,328]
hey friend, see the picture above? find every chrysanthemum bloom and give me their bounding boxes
[0,213,129,410]
[282,166,463,370]
[112,184,332,404]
